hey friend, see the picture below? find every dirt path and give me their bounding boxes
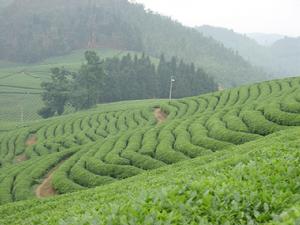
[154,108,167,124]
[35,164,60,198]
[15,134,37,163]
[26,134,37,146]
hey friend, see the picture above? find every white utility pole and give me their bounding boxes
[169,76,175,101]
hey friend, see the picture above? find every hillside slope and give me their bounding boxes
[0,0,267,87]
[197,25,300,77]
[1,76,300,210]
[1,104,300,224]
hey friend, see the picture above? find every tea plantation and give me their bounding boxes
[1,77,300,224]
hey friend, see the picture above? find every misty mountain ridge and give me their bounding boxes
[0,0,269,87]
[246,33,286,46]
[197,25,300,77]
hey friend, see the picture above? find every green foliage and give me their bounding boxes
[71,51,106,110]
[40,51,217,117]
[2,128,300,224]
[39,67,72,117]
[0,48,145,124]
[39,51,106,115]
[1,77,300,225]
[103,53,217,102]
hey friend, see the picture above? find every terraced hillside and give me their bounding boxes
[0,77,300,224]
[2,128,300,224]
[1,77,300,206]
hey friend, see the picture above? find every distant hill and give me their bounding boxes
[0,0,268,87]
[246,33,285,46]
[197,25,300,77]
[196,26,271,68]
[270,37,300,75]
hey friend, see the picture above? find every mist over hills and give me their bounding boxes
[0,0,268,87]
[246,33,285,46]
[197,25,300,77]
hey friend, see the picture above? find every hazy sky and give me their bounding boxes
[132,0,300,37]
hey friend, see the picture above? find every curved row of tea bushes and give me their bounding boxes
[2,77,300,204]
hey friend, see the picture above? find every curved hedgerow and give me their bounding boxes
[1,77,300,206]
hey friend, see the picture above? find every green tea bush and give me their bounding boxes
[189,118,234,151]
[226,88,239,106]
[52,151,85,194]
[222,109,250,132]
[241,110,287,136]
[174,121,212,158]
[207,112,260,145]
[69,160,114,188]
[104,133,131,165]
[2,77,300,208]
[215,89,231,109]
[0,176,15,204]
[139,128,159,157]
[180,99,198,116]
[86,157,143,179]
[263,103,300,126]
[205,95,219,111]
[194,97,208,112]
[156,123,188,164]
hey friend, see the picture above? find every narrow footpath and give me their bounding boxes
[35,165,60,198]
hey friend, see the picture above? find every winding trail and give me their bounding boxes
[35,163,62,198]
[154,108,167,124]
[15,135,37,163]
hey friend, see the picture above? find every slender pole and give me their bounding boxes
[169,76,175,101]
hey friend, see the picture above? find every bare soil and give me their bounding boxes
[15,134,37,163]
[154,108,167,124]
[35,165,60,198]
[25,134,37,146]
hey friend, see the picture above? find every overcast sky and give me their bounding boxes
[132,0,300,37]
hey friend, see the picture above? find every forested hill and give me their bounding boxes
[0,0,267,87]
[197,25,300,77]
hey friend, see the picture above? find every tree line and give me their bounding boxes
[39,51,217,118]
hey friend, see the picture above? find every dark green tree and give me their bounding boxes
[157,54,172,98]
[70,51,106,110]
[38,67,72,118]
[39,51,217,118]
